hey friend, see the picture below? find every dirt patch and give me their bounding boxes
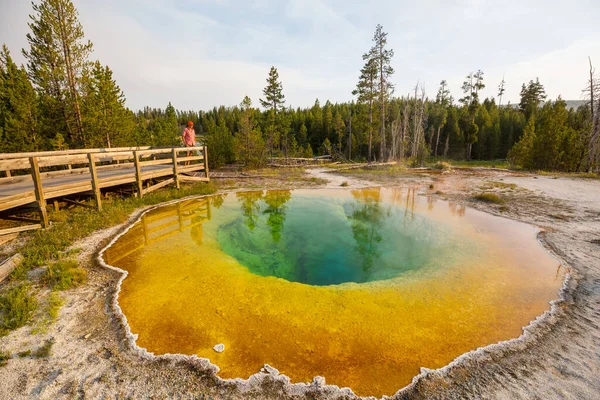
[0,168,599,399]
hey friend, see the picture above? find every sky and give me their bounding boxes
[1,0,599,111]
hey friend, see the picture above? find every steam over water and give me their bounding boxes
[103,188,563,397]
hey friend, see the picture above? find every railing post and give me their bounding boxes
[203,145,209,179]
[172,148,180,190]
[5,170,11,177]
[87,153,102,211]
[133,150,143,198]
[29,156,49,228]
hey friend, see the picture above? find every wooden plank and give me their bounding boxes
[5,170,11,177]
[0,224,41,237]
[0,146,152,160]
[2,215,41,224]
[98,176,136,189]
[177,155,204,163]
[178,165,205,174]
[0,174,31,185]
[38,154,89,168]
[133,151,143,198]
[0,158,30,171]
[172,148,180,189]
[139,158,172,167]
[61,197,95,209]
[139,168,174,181]
[88,153,102,211]
[203,145,210,179]
[98,173,136,184]
[179,175,210,183]
[0,253,24,283]
[1,191,37,202]
[0,197,37,212]
[136,148,174,156]
[29,157,48,228]
[43,185,92,200]
[141,178,174,195]
[0,233,18,246]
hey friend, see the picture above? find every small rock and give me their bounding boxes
[83,333,91,340]
[261,364,279,375]
[313,376,326,387]
[213,343,225,353]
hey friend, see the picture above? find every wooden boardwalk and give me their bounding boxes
[0,146,209,235]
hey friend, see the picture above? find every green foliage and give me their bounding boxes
[509,100,587,172]
[43,259,87,290]
[82,61,135,148]
[0,45,40,152]
[0,348,10,366]
[32,338,54,358]
[473,193,506,204]
[0,284,37,331]
[206,118,234,168]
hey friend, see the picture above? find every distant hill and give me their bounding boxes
[564,100,587,110]
[506,100,588,110]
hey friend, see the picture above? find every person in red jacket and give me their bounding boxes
[182,121,196,165]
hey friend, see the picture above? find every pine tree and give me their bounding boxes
[24,0,93,147]
[333,111,345,152]
[459,70,485,159]
[0,45,40,152]
[353,57,378,162]
[519,78,547,120]
[432,80,451,157]
[82,61,133,148]
[235,96,265,169]
[368,24,394,161]
[260,66,285,159]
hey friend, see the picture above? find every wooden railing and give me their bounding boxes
[0,146,209,235]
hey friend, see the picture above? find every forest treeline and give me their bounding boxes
[1,0,599,172]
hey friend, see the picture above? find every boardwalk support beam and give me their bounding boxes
[87,153,102,211]
[172,148,180,190]
[29,156,49,228]
[133,150,143,198]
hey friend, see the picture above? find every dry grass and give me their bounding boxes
[473,193,506,204]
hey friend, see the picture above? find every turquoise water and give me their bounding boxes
[217,189,452,286]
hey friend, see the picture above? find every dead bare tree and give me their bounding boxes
[585,57,600,172]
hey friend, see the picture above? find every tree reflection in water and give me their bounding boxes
[235,191,264,231]
[349,188,384,273]
[263,190,291,243]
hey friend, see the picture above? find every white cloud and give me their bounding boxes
[1,0,599,110]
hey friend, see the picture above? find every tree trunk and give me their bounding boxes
[434,126,441,157]
[443,134,450,158]
[348,109,352,160]
[368,99,373,163]
[57,2,85,146]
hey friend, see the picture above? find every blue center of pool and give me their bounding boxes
[217,189,450,286]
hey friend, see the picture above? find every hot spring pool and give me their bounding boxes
[101,188,563,397]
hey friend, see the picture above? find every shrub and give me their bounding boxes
[473,193,506,204]
[340,181,349,187]
[0,348,10,366]
[32,338,54,358]
[43,260,87,291]
[0,284,37,331]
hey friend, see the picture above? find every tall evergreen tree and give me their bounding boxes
[0,45,40,152]
[23,0,92,146]
[368,24,394,161]
[519,78,547,120]
[82,61,133,148]
[459,70,485,159]
[353,57,378,162]
[260,66,285,159]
